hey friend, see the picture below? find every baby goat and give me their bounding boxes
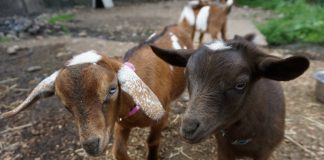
[179,0,233,44]
[150,35,309,160]
[1,25,193,160]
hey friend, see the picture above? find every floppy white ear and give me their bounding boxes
[117,64,165,120]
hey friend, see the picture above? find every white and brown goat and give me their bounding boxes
[1,24,193,159]
[150,35,309,159]
[179,0,233,44]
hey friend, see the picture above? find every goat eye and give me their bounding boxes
[109,87,117,95]
[235,82,247,90]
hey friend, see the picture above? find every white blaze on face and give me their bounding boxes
[205,40,232,51]
[117,64,165,120]
[188,0,200,6]
[169,32,182,50]
[227,0,234,6]
[178,5,195,26]
[66,50,102,66]
[196,6,210,32]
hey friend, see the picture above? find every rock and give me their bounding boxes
[5,142,20,151]
[78,30,87,37]
[56,52,71,57]
[13,154,23,159]
[28,25,41,34]
[181,92,190,102]
[7,45,20,55]
[36,35,44,39]
[6,33,18,40]
[18,32,28,38]
[13,17,32,32]
[34,158,41,160]
[75,148,86,157]
[27,66,42,72]
[116,25,123,31]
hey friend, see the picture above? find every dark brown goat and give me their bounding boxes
[150,35,309,160]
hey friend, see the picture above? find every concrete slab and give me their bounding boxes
[227,19,268,46]
[194,20,268,46]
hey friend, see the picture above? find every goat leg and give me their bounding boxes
[112,124,131,160]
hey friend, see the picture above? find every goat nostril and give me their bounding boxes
[182,119,200,135]
[82,138,100,155]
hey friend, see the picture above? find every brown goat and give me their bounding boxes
[1,25,193,159]
[150,35,310,160]
[179,0,233,44]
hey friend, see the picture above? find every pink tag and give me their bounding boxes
[124,62,135,71]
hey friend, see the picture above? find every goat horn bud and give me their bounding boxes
[0,71,59,119]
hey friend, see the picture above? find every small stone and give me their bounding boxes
[116,25,123,31]
[181,92,190,102]
[13,154,23,159]
[7,45,20,55]
[56,52,71,57]
[176,101,184,107]
[31,128,40,135]
[28,25,41,34]
[75,148,86,157]
[6,34,18,40]
[78,30,87,37]
[36,35,43,39]
[5,142,20,151]
[34,157,41,160]
[27,66,42,72]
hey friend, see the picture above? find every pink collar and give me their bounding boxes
[121,62,140,120]
[124,105,140,119]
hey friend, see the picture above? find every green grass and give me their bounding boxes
[0,37,12,43]
[236,0,324,45]
[48,13,74,35]
[48,13,75,25]
[236,0,282,10]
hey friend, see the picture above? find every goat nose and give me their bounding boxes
[181,118,200,136]
[82,138,100,156]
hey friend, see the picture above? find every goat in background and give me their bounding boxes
[179,0,233,44]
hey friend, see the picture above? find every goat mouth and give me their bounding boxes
[180,129,209,144]
[84,144,108,157]
[181,124,221,144]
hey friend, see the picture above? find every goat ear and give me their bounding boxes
[257,56,310,81]
[150,45,194,67]
[0,71,59,119]
[234,33,255,42]
[117,64,165,120]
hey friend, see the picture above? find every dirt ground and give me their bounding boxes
[0,1,324,160]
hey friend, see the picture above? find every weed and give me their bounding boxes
[237,0,324,45]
